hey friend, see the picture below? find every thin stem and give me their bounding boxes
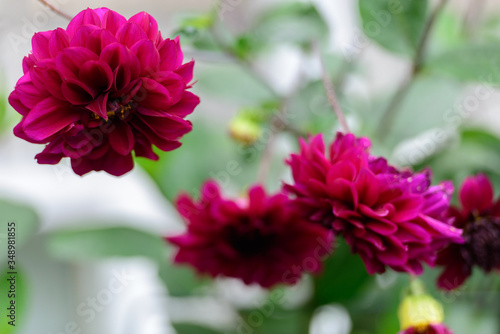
[375,75,413,140]
[38,0,72,21]
[316,47,351,133]
[414,0,450,73]
[376,0,449,141]
[256,130,278,184]
[208,13,307,184]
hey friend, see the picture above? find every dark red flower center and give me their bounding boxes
[462,216,500,272]
[226,224,276,256]
[90,100,136,122]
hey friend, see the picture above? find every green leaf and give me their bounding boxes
[46,226,168,263]
[0,201,39,269]
[173,12,219,51]
[158,260,208,297]
[432,11,465,52]
[195,64,274,104]
[313,239,371,306]
[172,323,223,334]
[426,44,500,84]
[138,122,254,201]
[358,0,428,55]
[0,268,28,334]
[253,3,329,48]
[239,308,310,334]
[232,34,266,60]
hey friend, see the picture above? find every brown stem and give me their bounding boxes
[256,130,278,184]
[375,75,413,141]
[376,0,449,141]
[38,0,72,21]
[316,44,351,133]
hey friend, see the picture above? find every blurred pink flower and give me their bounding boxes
[167,181,333,288]
[9,7,199,176]
[284,132,463,275]
[437,173,500,290]
[398,324,453,334]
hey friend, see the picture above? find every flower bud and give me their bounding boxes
[398,281,444,331]
[229,113,262,145]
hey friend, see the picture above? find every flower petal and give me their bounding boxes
[66,8,101,37]
[460,173,493,213]
[128,12,159,42]
[109,122,134,155]
[116,22,148,48]
[23,97,79,141]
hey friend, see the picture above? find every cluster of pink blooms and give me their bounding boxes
[10,8,499,301]
[167,133,473,290]
[10,7,199,176]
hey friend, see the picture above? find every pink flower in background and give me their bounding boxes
[284,132,463,275]
[436,174,500,290]
[167,181,333,288]
[9,7,199,176]
[398,324,453,334]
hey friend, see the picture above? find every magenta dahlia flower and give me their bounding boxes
[166,181,333,288]
[9,7,199,176]
[284,132,464,275]
[436,174,500,290]
[398,324,453,334]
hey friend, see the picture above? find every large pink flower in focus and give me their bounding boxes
[167,181,333,288]
[9,8,200,176]
[284,133,464,275]
[399,324,453,334]
[436,174,500,290]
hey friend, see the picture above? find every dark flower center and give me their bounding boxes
[90,100,135,121]
[462,216,500,272]
[226,224,276,256]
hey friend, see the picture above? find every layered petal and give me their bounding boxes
[166,182,333,288]
[9,7,199,177]
[285,133,464,275]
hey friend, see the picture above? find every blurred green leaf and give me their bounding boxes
[138,121,261,201]
[0,268,28,334]
[446,303,499,334]
[358,0,428,55]
[172,323,223,334]
[158,260,208,297]
[174,12,219,51]
[287,80,337,134]
[231,34,266,60]
[432,11,465,52]
[365,75,462,148]
[313,239,371,306]
[426,44,500,84]
[0,201,39,269]
[46,226,168,263]
[196,64,275,103]
[253,2,329,48]
[239,308,309,334]
[179,13,214,30]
